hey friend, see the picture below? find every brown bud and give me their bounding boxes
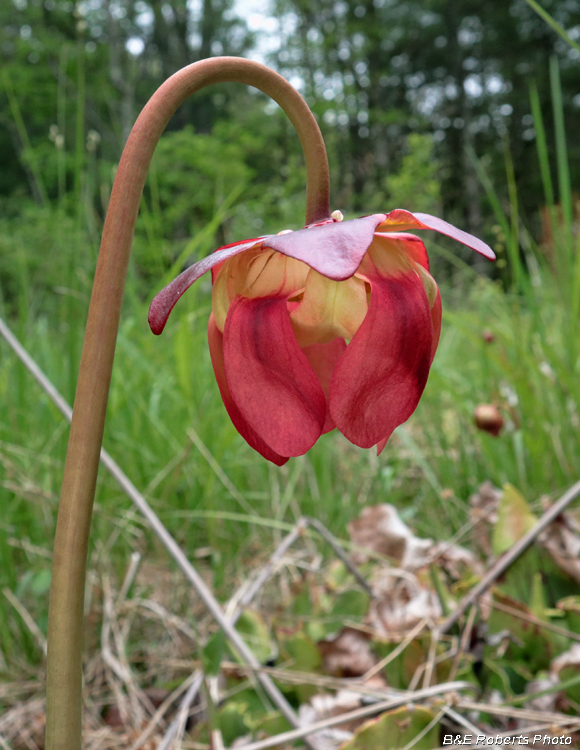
[473,404,503,436]
[482,329,495,343]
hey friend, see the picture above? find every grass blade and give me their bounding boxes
[550,57,572,234]
[503,136,523,292]
[1,70,48,206]
[523,0,580,55]
[529,81,555,209]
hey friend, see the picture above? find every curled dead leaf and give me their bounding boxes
[550,643,580,681]
[368,574,441,635]
[318,627,376,677]
[298,690,362,750]
[348,504,432,567]
[540,513,580,585]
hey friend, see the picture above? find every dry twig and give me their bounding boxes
[441,478,580,632]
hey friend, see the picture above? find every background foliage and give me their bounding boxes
[2,1,580,744]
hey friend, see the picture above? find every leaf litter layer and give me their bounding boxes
[2,481,580,749]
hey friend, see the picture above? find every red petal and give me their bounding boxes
[149,238,264,335]
[430,288,442,364]
[378,210,496,260]
[329,268,433,449]
[376,438,388,456]
[208,314,288,466]
[264,214,387,281]
[302,338,347,434]
[373,262,441,454]
[223,295,326,457]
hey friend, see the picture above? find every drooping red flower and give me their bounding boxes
[149,210,494,465]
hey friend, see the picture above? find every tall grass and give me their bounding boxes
[1,56,580,672]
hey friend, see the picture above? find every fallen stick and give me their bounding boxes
[0,317,311,747]
[158,512,372,748]
[157,519,309,750]
[2,588,47,656]
[457,700,580,725]
[447,605,476,683]
[227,518,308,622]
[443,706,490,742]
[226,681,477,750]
[491,599,580,643]
[304,516,373,595]
[440,477,580,633]
[156,672,204,750]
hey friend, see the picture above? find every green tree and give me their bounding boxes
[270,0,580,234]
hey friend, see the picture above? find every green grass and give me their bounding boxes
[2,205,580,670]
[2,47,580,675]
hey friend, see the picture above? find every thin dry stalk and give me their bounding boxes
[362,618,428,682]
[227,681,476,750]
[497,721,580,736]
[161,520,311,750]
[492,599,580,642]
[447,605,477,683]
[222,662,396,696]
[127,671,200,750]
[441,477,580,632]
[6,538,52,560]
[0,697,45,746]
[226,519,307,622]
[206,677,225,750]
[429,500,499,565]
[422,626,439,688]
[2,588,47,656]
[101,575,144,728]
[156,673,205,750]
[186,427,254,515]
[84,727,120,750]
[0,682,41,701]
[457,700,580,725]
[127,598,197,642]
[144,444,191,495]
[304,516,373,595]
[401,705,447,750]
[408,657,426,693]
[443,706,489,739]
[116,552,142,611]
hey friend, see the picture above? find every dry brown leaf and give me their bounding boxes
[348,504,481,576]
[347,504,432,567]
[539,515,580,584]
[430,541,483,579]
[297,690,363,750]
[318,628,376,677]
[550,643,580,681]
[347,505,485,635]
[102,703,126,731]
[523,675,560,714]
[368,575,441,635]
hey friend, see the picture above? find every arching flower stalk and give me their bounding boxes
[44,54,494,750]
[45,57,331,750]
[150,212,494,464]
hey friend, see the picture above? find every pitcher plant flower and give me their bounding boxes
[45,55,495,750]
[149,210,494,465]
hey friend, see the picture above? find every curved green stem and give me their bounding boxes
[45,57,330,750]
